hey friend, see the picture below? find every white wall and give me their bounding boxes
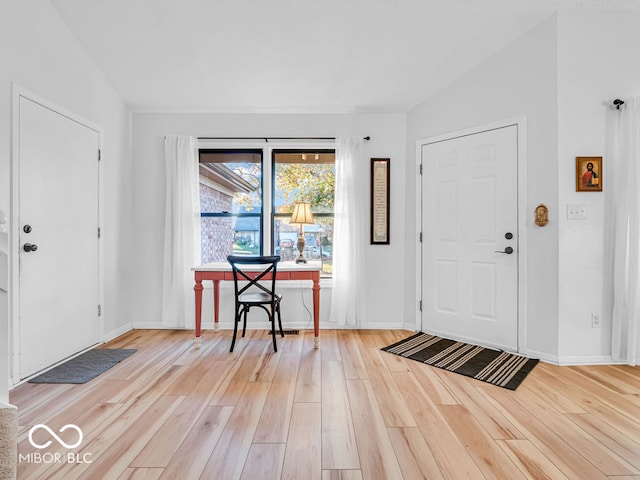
[556,10,640,362]
[0,1,133,391]
[131,113,407,330]
[406,15,561,360]
[407,10,640,363]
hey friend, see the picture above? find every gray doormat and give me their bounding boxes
[28,349,136,384]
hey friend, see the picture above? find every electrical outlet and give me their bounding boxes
[591,313,601,328]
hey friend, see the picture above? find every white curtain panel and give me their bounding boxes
[604,98,640,365]
[162,136,201,328]
[331,137,366,326]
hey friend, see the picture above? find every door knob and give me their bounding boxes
[494,246,513,254]
[23,243,38,252]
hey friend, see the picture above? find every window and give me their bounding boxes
[272,150,335,276]
[199,149,263,262]
[198,146,335,277]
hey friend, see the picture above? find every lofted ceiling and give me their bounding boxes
[49,0,640,113]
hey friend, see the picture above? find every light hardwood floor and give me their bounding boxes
[10,329,640,480]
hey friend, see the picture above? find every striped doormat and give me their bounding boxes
[382,332,538,390]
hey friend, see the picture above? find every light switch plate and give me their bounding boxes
[567,204,587,220]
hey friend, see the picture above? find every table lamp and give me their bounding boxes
[290,202,315,263]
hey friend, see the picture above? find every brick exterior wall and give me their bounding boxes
[200,183,234,263]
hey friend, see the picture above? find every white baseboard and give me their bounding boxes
[357,322,408,330]
[555,355,625,366]
[130,321,408,331]
[518,349,627,366]
[402,323,419,332]
[103,323,133,343]
[518,348,558,365]
[86,324,631,366]
[131,322,195,330]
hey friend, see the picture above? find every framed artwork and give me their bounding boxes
[576,156,602,192]
[370,158,390,244]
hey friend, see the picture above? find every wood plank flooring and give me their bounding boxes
[10,329,640,480]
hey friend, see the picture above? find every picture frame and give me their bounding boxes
[370,158,390,244]
[576,156,602,192]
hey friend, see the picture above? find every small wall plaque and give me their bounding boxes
[535,204,549,227]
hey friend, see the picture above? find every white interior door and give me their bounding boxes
[18,96,101,379]
[420,125,518,351]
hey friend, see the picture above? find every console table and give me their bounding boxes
[192,262,321,348]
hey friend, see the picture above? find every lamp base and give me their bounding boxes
[296,232,307,264]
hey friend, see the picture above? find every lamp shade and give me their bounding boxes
[290,202,315,225]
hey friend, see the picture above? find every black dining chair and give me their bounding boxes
[227,255,284,352]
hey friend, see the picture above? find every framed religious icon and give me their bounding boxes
[576,156,602,192]
[370,158,390,244]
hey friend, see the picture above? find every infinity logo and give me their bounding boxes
[28,424,83,450]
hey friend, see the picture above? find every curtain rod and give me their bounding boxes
[197,136,371,142]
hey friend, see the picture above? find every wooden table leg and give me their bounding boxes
[194,276,203,349]
[312,272,320,349]
[213,279,220,331]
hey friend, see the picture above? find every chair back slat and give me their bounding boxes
[227,255,280,301]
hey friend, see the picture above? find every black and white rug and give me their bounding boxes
[382,332,538,390]
[29,349,136,384]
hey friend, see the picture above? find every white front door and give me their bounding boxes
[17,96,101,379]
[420,125,518,351]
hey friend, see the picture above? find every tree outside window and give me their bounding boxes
[273,150,335,276]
